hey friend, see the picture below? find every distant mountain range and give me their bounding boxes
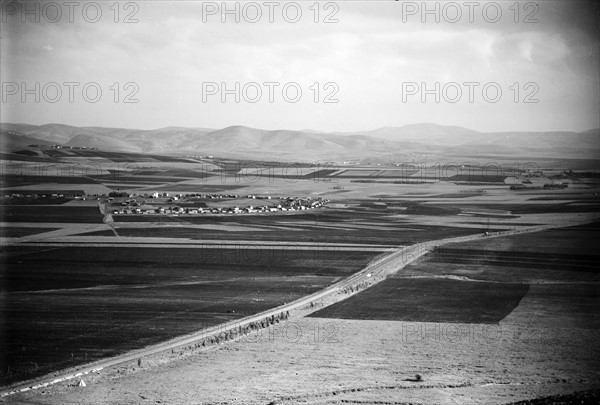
[1,122,598,163]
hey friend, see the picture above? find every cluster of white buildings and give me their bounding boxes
[110,196,329,216]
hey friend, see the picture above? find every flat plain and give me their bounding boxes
[1,150,599,404]
[0,246,377,385]
[7,223,597,405]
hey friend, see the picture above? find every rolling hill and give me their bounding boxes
[1,122,598,163]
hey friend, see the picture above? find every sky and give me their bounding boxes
[1,0,599,133]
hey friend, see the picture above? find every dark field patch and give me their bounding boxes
[444,222,600,256]
[428,193,486,198]
[0,227,59,238]
[447,174,506,182]
[0,174,100,187]
[0,153,54,162]
[67,229,117,236]
[309,278,529,323]
[498,203,600,214]
[329,169,419,178]
[83,221,485,245]
[303,169,338,178]
[462,221,540,226]
[374,201,461,216]
[400,259,600,286]
[528,194,597,201]
[145,184,247,192]
[102,184,148,189]
[89,175,191,184]
[90,170,210,184]
[237,169,338,180]
[135,169,215,178]
[312,222,599,328]
[178,201,209,208]
[0,246,377,385]
[42,149,194,163]
[428,248,600,272]
[12,150,38,156]
[1,205,103,223]
[0,198,72,205]
[0,246,375,292]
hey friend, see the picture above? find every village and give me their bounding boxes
[1,190,330,216]
[107,193,330,216]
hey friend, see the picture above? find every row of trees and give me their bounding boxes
[171,311,291,355]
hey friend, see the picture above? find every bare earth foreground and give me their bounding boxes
[5,318,598,405]
[5,224,600,405]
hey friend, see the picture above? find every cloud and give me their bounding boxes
[0,1,597,132]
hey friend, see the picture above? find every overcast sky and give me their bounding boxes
[1,1,598,133]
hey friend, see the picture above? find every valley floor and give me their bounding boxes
[6,224,599,405]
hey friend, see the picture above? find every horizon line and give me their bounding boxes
[1,122,598,135]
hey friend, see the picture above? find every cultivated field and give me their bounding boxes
[5,223,598,404]
[309,278,531,323]
[0,245,378,385]
[1,151,599,403]
[310,222,599,325]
